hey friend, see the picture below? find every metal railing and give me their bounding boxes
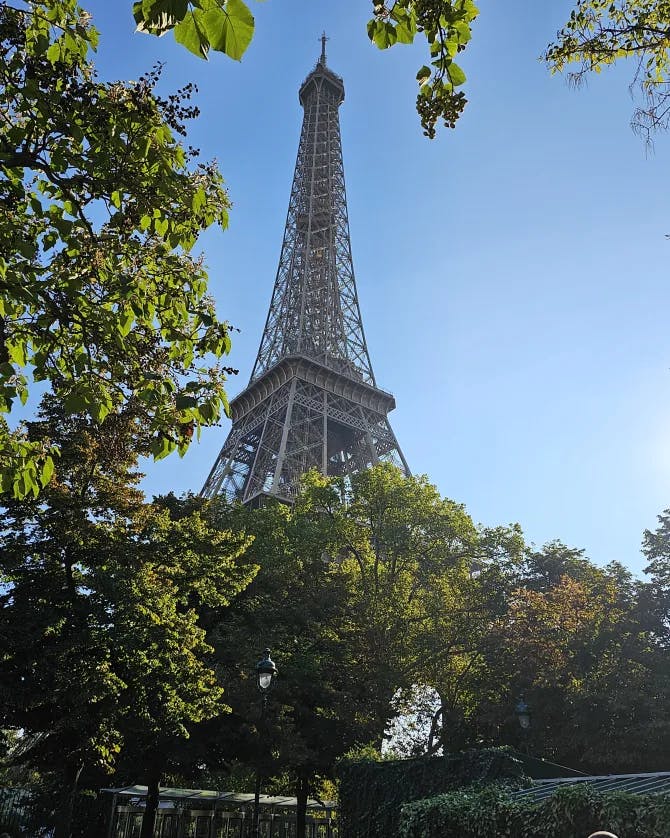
[112,806,338,838]
[0,787,34,835]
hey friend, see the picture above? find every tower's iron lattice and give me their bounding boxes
[202,42,409,504]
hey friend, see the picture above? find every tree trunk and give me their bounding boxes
[296,774,309,838]
[53,759,84,838]
[140,768,161,838]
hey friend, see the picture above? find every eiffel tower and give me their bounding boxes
[202,38,409,504]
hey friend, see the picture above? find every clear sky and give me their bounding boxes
[81,0,670,575]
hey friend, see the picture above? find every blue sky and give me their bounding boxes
[83,0,670,575]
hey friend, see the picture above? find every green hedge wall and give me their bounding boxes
[337,748,526,838]
[399,783,670,838]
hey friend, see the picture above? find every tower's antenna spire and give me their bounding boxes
[320,31,328,64]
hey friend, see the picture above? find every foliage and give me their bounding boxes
[0,786,105,838]
[134,0,670,139]
[131,0,479,138]
[134,0,255,61]
[0,397,256,836]
[367,0,478,137]
[337,748,526,838]
[643,507,670,629]
[193,464,503,833]
[0,0,234,499]
[204,493,387,816]
[399,783,670,838]
[467,544,670,773]
[201,467,670,797]
[544,0,670,139]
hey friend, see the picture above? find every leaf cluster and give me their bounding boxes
[545,0,670,139]
[134,0,254,61]
[1,0,235,498]
[367,0,478,137]
[195,466,523,803]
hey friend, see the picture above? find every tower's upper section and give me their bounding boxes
[250,45,375,387]
[299,35,345,107]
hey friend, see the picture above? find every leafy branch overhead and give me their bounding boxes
[134,0,670,139]
[1,0,236,498]
[368,0,478,137]
[133,0,479,137]
[544,0,670,139]
[133,0,255,60]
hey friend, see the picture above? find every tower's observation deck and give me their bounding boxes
[201,44,408,504]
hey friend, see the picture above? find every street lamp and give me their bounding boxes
[514,697,531,730]
[514,696,532,730]
[256,649,278,694]
[252,649,278,838]
[514,697,532,756]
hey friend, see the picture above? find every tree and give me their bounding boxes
[642,507,670,631]
[204,464,514,835]
[205,499,377,838]
[544,0,670,140]
[0,398,256,838]
[1,0,234,498]
[66,463,667,815]
[466,543,670,773]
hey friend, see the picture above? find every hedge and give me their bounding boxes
[337,748,527,838]
[399,783,670,838]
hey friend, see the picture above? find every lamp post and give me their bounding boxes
[252,649,278,838]
[514,697,531,754]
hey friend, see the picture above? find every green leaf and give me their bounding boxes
[447,61,466,87]
[92,399,111,422]
[134,0,189,34]
[8,342,26,367]
[174,11,210,58]
[40,456,55,488]
[118,310,134,338]
[416,65,431,85]
[453,20,472,43]
[203,0,255,61]
[150,434,173,461]
[0,469,12,494]
[46,42,61,63]
[371,21,398,50]
[64,393,88,414]
[396,21,415,44]
[176,395,198,409]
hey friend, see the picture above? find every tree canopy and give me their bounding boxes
[202,466,670,797]
[2,456,670,835]
[0,397,256,837]
[1,0,234,498]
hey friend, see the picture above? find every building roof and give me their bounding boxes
[101,786,337,811]
[511,771,670,802]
